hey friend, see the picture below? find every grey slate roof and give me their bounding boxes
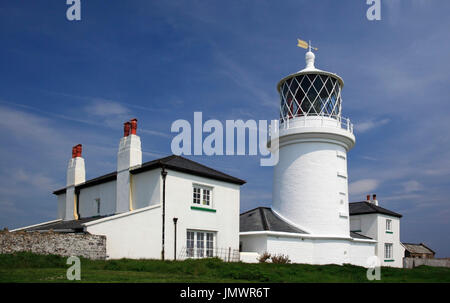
[53,155,245,195]
[22,216,107,232]
[349,201,402,218]
[240,207,307,234]
[240,207,373,240]
[402,243,435,255]
[131,155,246,185]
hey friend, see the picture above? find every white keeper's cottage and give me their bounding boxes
[14,119,245,260]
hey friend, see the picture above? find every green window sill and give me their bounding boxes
[384,259,395,262]
[191,206,216,212]
[386,231,393,234]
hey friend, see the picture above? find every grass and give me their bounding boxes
[0,252,449,283]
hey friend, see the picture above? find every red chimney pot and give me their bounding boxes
[130,118,138,135]
[76,144,82,158]
[72,146,77,158]
[366,195,370,201]
[124,122,131,137]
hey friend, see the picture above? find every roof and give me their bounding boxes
[20,216,107,233]
[131,155,246,184]
[349,201,402,218]
[402,243,435,255]
[53,155,246,195]
[240,207,373,239]
[240,207,307,234]
[350,231,373,240]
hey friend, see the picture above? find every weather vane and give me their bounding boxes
[297,38,318,52]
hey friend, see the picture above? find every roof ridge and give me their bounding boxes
[259,208,269,231]
[240,206,267,216]
[170,155,246,182]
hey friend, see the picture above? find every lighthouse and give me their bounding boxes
[239,45,377,266]
[270,48,355,237]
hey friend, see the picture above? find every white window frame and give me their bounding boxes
[192,184,213,208]
[384,243,393,259]
[386,219,392,232]
[186,230,216,258]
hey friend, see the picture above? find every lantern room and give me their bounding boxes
[277,50,345,124]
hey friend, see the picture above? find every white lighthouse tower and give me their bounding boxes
[270,47,355,238]
[240,44,376,266]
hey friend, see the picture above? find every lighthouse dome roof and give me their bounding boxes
[277,50,344,92]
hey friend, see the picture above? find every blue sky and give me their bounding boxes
[0,0,449,257]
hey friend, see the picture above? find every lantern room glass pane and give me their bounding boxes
[279,73,342,120]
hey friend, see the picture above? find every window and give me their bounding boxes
[202,188,210,206]
[95,198,101,215]
[386,219,392,231]
[192,185,212,207]
[193,187,201,204]
[186,230,215,258]
[196,232,204,258]
[385,243,393,259]
[206,233,214,257]
[187,231,195,257]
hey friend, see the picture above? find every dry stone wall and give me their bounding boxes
[0,230,106,260]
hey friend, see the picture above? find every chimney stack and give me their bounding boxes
[116,119,142,214]
[75,144,82,157]
[366,194,371,202]
[124,122,131,137]
[130,118,138,135]
[372,194,378,206]
[63,144,86,221]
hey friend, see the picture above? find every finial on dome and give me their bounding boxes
[297,38,318,70]
[305,50,315,69]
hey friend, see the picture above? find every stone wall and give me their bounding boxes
[403,257,450,269]
[0,230,106,260]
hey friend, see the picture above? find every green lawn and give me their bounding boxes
[0,252,449,283]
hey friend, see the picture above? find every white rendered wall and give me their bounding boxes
[350,214,378,237]
[57,193,66,220]
[164,169,241,260]
[85,205,162,259]
[376,214,403,268]
[78,180,117,218]
[66,157,86,186]
[351,213,403,268]
[272,140,350,236]
[266,235,314,264]
[65,157,85,221]
[240,233,375,267]
[64,187,76,221]
[349,240,377,267]
[116,134,142,214]
[131,169,161,210]
[239,234,268,254]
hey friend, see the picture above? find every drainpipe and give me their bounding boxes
[173,218,178,260]
[75,188,81,220]
[161,166,167,261]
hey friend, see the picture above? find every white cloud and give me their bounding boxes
[0,105,65,145]
[349,179,379,196]
[85,98,130,117]
[354,118,390,133]
[402,180,423,194]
